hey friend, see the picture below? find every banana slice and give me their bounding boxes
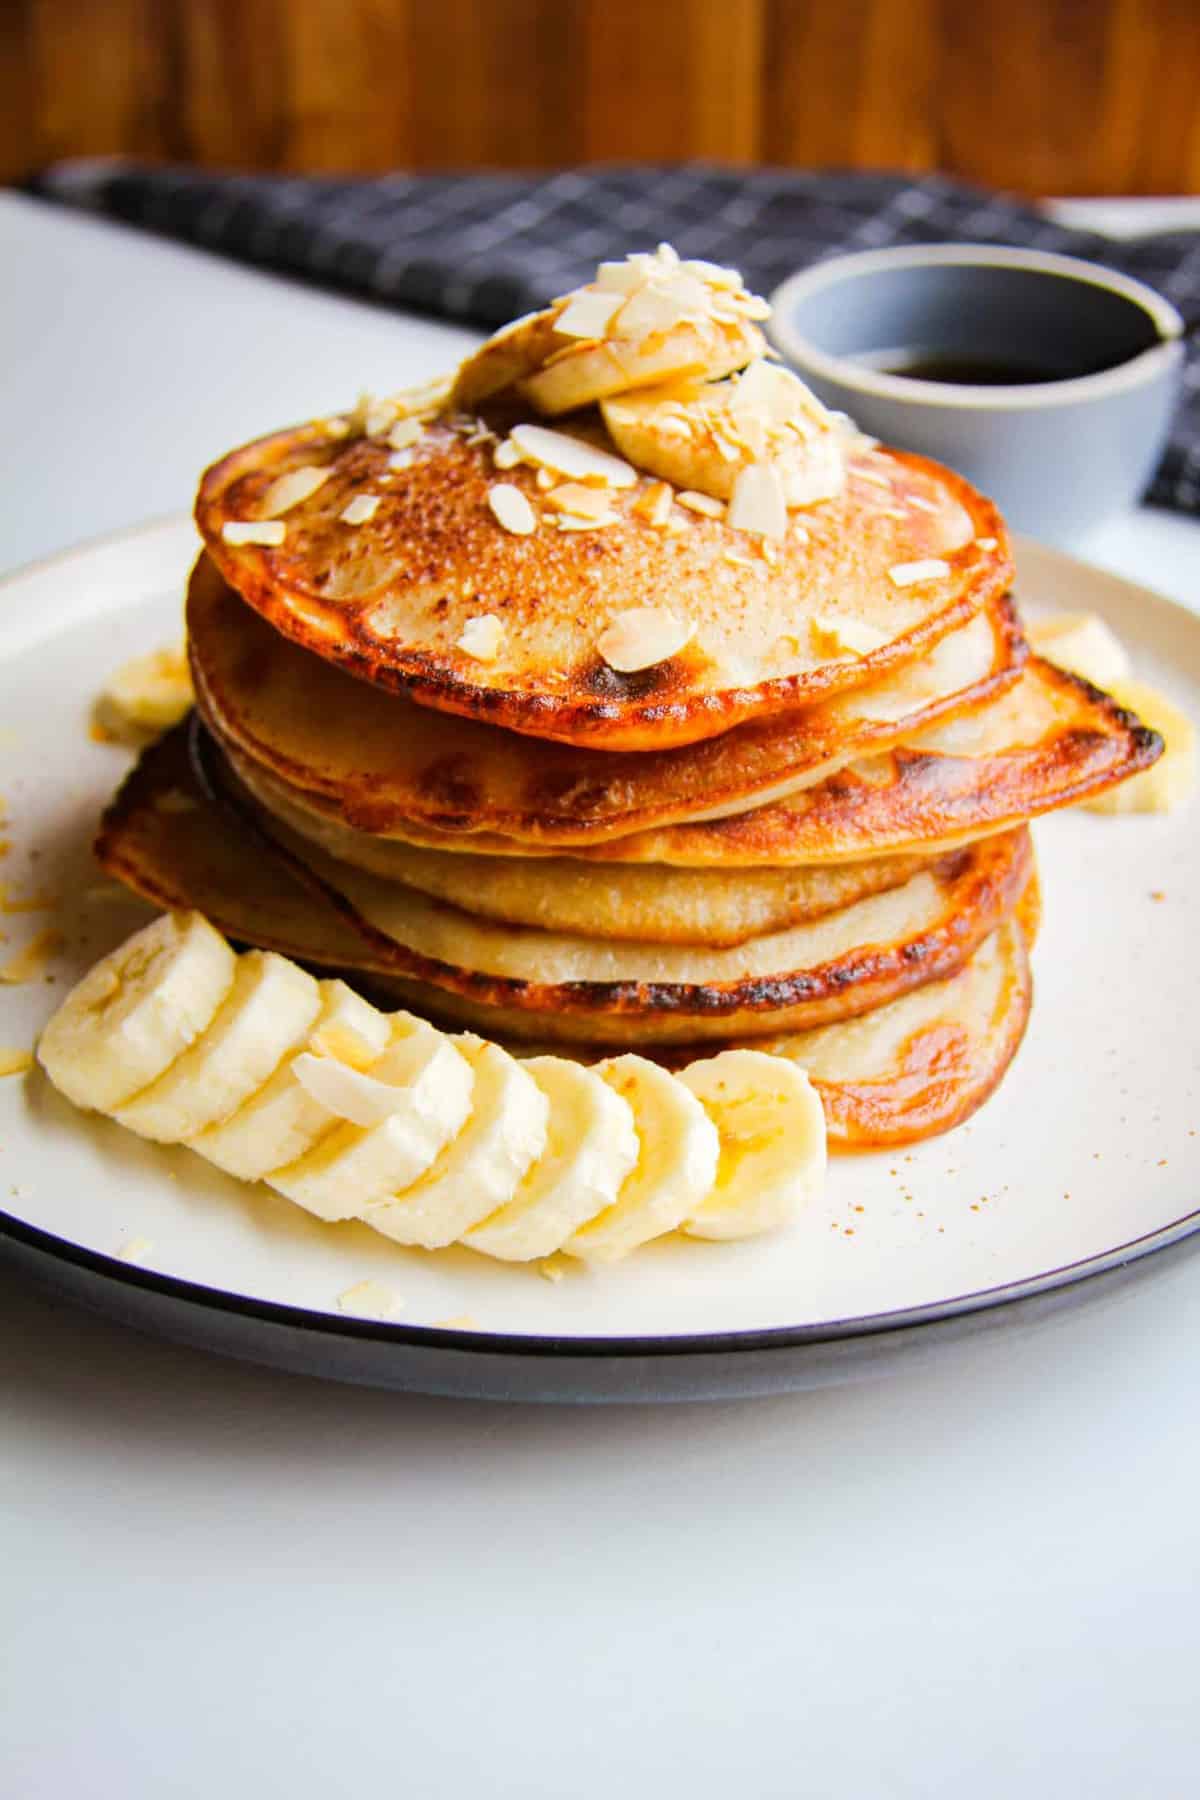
[267,1015,474,1220]
[680,1050,826,1240]
[1085,678,1194,814]
[193,979,392,1179]
[602,362,846,505]
[1027,612,1131,691]
[452,247,766,418]
[362,1038,550,1248]
[564,1054,720,1263]
[37,911,235,1113]
[113,952,321,1142]
[462,1057,639,1261]
[103,647,194,732]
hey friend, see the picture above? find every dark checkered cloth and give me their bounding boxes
[36,161,1200,513]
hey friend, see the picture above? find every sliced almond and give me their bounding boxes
[554,290,624,340]
[728,463,788,540]
[456,614,506,662]
[556,512,619,531]
[597,607,692,672]
[677,490,725,519]
[509,424,636,488]
[291,1052,409,1128]
[493,438,523,471]
[631,481,674,527]
[388,417,424,451]
[221,520,286,547]
[975,536,999,551]
[888,558,951,588]
[388,448,415,471]
[262,465,332,518]
[545,482,621,519]
[487,483,537,536]
[809,615,888,659]
[340,495,381,526]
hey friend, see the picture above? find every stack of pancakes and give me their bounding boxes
[97,252,1160,1149]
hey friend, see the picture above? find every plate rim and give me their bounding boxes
[3,515,1199,1373]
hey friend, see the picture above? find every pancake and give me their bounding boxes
[189,554,1023,844]
[224,651,1159,870]
[92,728,1035,1149]
[96,724,1031,1046]
[221,755,936,946]
[509,909,1035,1151]
[195,412,1011,750]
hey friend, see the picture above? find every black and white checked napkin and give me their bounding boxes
[37,161,1200,513]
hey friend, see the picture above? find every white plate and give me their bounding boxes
[1,520,1197,1398]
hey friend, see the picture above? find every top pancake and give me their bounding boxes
[195,412,1011,751]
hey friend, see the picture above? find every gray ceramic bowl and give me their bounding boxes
[768,245,1184,544]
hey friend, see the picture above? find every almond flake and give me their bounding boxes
[597,607,692,672]
[631,481,674,528]
[545,482,617,520]
[888,558,951,587]
[810,615,887,659]
[456,614,505,662]
[365,398,398,438]
[388,449,415,471]
[487,483,537,536]
[388,417,424,451]
[723,551,758,569]
[292,1051,409,1128]
[728,463,788,540]
[535,467,555,491]
[321,416,351,438]
[975,536,999,551]
[493,438,523,471]
[340,494,381,526]
[677,490,725,519]
[509,424,636,488]
[338,1280,399,1318]
[554,289,624,340]
[262,465,332,517]
[221,520,286,547]
[854,467,894,491]
[556,513,619,531]
[0,1047,33,1078]
[906,494,940,515]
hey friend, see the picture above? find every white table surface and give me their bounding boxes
[2,190,1198,1799]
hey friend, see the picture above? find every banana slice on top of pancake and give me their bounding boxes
[451,245,768,416]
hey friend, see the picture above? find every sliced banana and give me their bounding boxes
[452,247,765,419]
[565,1055,720,1263]
[1027,612,1131,691]
[103,647,194,732]
[462,1057,639,1262]
[113,952,321,1142]
[267,1015,474,1220]
[1085,678,1194,814]
[680,1050,826,1240]
[363,1038,550,1248]
[37,911,236,1114]
[602,363,846,506]
[193,979,392,1180]
[40,917,832,1261]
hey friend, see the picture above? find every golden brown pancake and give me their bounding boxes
[222,758,937,946]
[96,724,1031,1046]
[93,727,1033,1147]
[189,553,1024,844]
[195,415,1011,750]
[220,647,1159,869]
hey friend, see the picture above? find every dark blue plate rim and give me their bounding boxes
[3,1198,1199,1360]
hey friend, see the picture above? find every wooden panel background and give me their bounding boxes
[5,0,1200,195]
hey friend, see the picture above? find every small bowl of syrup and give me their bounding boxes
[769,244,1185,543]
